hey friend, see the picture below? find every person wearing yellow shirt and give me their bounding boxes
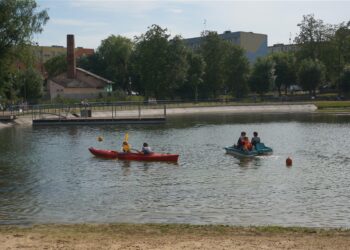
[121,141,131,153]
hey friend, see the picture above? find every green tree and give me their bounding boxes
[16,67,43,100]
[133,25,189,99]
[165,36,189,98]
[297,59,326,96]
[339,66,350,94]
[332,22,350,91]
[134,25,170,98]
[249,57,274,98]
[294,14,335,61]
[44,54,67,78]
[97,35,133,91]
[0,0,48,97]
[294,14,338,88]
[180,51,205,100]
[200,31,227,98]
[224,44,250,98]
[270,52,297,96]
[77,53,104,76]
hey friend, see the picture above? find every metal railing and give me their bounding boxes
[1,95,348,120]
[28,101,167,121]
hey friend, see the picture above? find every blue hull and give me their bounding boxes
[224,147,258,158]
[255,143,273,155]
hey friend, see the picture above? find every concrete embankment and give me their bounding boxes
[92,104,318,117]
[1,104,318,128]
[165,104,317,115]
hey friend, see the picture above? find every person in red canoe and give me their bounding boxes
[121,141,131,153]
[141,142,152,154]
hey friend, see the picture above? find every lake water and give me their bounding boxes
[1,113,350,227]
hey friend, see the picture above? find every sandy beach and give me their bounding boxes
[1,224,350,250]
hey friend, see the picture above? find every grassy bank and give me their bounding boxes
[313,101,350,112]
[1,224,350,250]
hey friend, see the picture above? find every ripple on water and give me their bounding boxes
[1,115,350,227]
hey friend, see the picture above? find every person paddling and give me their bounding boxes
[121,141,131,153]
[141,142,152,154]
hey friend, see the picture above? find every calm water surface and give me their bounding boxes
[1,113,350,227]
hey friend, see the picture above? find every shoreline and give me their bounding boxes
[0,104,318,129]
[1,223,350,249]
[2,103,350,129]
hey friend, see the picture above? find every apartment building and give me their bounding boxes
[184,31,268,63]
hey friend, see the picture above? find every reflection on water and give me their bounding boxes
[237,157,261,168]
[0,113,350,227]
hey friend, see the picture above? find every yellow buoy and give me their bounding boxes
[97,136,103,142]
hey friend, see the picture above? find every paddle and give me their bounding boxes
[124,133,129,142]
[121,132,143,154]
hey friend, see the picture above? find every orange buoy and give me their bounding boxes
[286,157,292,166]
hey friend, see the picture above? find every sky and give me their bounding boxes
[35,0,350,49]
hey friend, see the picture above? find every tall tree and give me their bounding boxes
[332,22,350,91]
[77,53,104,77]
[339,66,350,94]
[179,51,205,100]
[294,14,335,61]
[0,0,48,98]
[200,31,227,98]
[294,15,338,84]
[249,57,274,98]
[133,25,170,99]
[297,59,326,96]
[165,36,189,98]
[224,44,250,98]
[16,67,43,101]
[133,25,188,99]
[97,35,133,91]
[270,52,297,96]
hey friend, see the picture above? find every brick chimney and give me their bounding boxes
[67,34,76,79]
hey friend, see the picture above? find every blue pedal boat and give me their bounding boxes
[224,143,273,158]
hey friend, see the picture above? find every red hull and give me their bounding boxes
[89,147,118,159]
[89,147,179,162]
[117,152,179,162]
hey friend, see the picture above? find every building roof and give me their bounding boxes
[50,68,113,88]
[76,67,113,84]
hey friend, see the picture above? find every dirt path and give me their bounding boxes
[1,224,349,250]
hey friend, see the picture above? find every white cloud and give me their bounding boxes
[168,8,183,14]
[36,0,350,48]
[69,0,164,13]
[120,31,143,40]
[52,18,108,28]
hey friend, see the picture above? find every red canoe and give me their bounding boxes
[89,147,118,159]
[89,147,179,162]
